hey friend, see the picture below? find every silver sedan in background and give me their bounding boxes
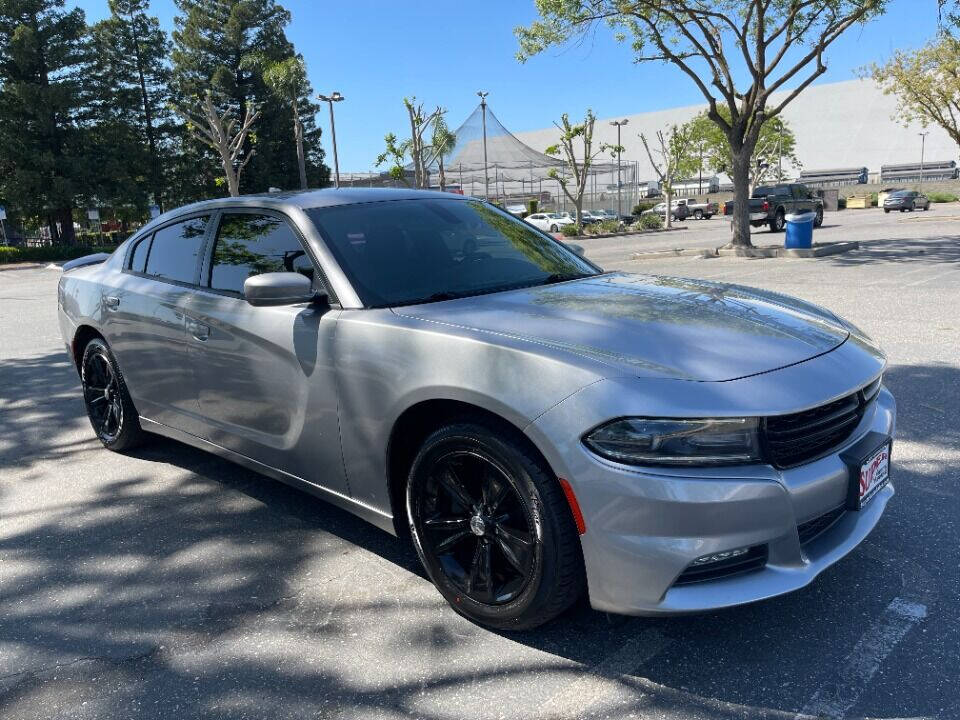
[58,189,895,629]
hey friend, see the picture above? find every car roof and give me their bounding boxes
[136,188,473,239]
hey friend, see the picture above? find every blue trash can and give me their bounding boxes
[784,211,815,249]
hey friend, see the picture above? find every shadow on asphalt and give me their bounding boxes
[821,236,960,266]
[1,352,957,719]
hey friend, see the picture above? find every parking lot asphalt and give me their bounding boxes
[1,207,959,720]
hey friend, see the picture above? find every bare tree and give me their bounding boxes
[404,98,441,189]
[175,91,260,197]
[545,110,615,233]
[641,125,698,228]
[517,0,887,246]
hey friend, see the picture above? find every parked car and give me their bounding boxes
[526,212,575,233]
[504,204,527,218]
[684,199,719,219]
[723,183,824,231]
[58,188,895,630]
[883,190,929,213]
[642,200,690,221]
[578,210,604,225]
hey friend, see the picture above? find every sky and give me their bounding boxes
[71,0,945,173]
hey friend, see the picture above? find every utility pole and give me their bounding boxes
[477,91,490,200]
[318,92,345,188]
[609,119,628,218]
[918,131,929,189]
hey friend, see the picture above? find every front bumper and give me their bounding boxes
[527,377,895,616]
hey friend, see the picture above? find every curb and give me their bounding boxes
[631,241,859,261]
[0,262,48,272]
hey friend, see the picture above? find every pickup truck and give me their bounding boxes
[723,183,824,231]
[684,199,719,219]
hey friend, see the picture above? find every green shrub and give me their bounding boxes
[526,199,538,215]
[560,223,581,237]
[632,201,658,215]
[638,212,663,230]
[590,219,621,234]
[6,244,118,263]
[869,192,879,207]
[0,246,21,264]
[927,191,959,203]
[838,197,847,209]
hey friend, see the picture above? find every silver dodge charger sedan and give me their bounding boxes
[58,189,895,629]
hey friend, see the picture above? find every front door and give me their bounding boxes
[185,210,348,495]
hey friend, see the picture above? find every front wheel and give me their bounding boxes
[694,210,703,220]
[814,208,824,228]
[80,338,145,451]
[550,225,559,232]
[407,421,585,630]
[885,208,890,214]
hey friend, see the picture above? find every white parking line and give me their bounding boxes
[795,597,927,720]
[904,266,960,287]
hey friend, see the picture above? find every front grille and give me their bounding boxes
[797,506,846,545]
[763,379,880,468]
[673,545,768,586]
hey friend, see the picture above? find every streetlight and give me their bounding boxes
[918,131,929,189]
[477,91,490,200]
[609,119,628,218]
[318,91,345,188]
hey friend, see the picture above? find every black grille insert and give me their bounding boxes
[673,545,768,586]
[797,506,846,545]
[763,380,880,468]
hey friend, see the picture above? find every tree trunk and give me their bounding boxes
[574,198,583,235]
[730,150,753,247]
[129,12,163,211]
[438,156,446,191]
[293,97,307,190]
[50,207,75,245]
[665,188,673,229]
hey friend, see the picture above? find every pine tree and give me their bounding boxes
[88,0,173,214]
[170,0,327,194]
[0,0,91,243]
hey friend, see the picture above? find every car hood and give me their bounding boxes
[396,273,850,381]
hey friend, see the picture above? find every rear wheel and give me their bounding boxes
[885,208,890,214]
[407,421,585,630]
[694,210,703,220]
[814,208,824,228]
[770,209,785,232]
[80,338,145,451]
[550,224,559,232]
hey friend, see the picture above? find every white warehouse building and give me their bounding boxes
[512,79,958,189]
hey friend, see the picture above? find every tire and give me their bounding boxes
[900,208,906,213]
[694,210,703,220]
[550,225,558,232]
[769,209,785,232]
[814,208,824,228]
[80,337,146,452]
[885,208,890,214]
[406,420,585,630]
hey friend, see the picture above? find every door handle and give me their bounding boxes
[186,318,210,341]
[104,296,120,310]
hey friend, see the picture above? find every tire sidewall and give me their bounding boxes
[80,338,140,451]
[406,425,559,628]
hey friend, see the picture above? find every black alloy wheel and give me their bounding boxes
[81,338,145,451]
[814,208,824,227]
[694,210,703,220]
[407,421,585,629]
[420,450,534,605]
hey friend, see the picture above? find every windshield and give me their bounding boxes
[306,199,599,308]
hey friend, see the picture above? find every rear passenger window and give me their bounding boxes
[129,234,152,273]
[144,216,209,284]
[208,214,314,295]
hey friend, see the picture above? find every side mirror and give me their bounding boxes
[244,272,320,306]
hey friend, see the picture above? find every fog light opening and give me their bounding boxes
[689,547,751,567]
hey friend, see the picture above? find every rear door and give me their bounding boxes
[103,214,211,432]
[184,209,348,494]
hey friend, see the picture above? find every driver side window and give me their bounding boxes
[208,213,315,295]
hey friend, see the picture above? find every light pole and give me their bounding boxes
[477,91,490,200]
[609,119,628,218]
[318,92,345,188]
[918,131,929,189]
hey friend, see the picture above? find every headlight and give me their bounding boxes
[583,417,761,466]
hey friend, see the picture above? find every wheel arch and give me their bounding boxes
[71,324,106,373]
[385,398,559,537]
